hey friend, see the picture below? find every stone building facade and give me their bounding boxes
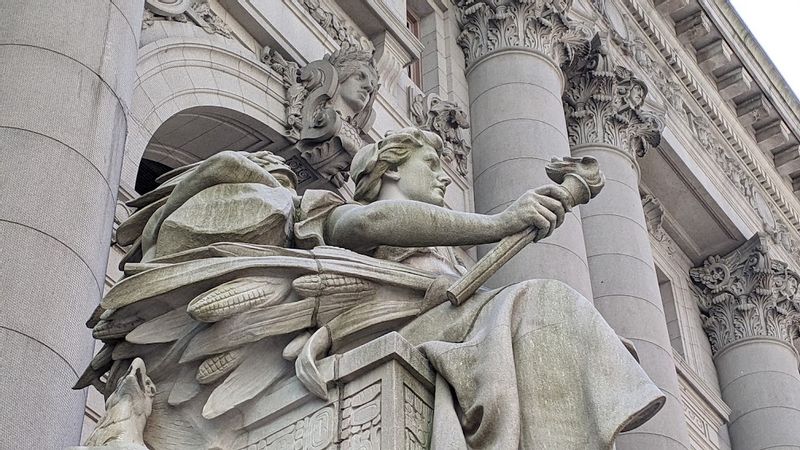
[2,0,800,449]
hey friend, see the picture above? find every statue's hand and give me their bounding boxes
[501,184,571,241]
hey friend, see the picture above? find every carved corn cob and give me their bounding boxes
[92,317,145,341]
[188,276,291,322]
[196,348,246,384]
[292,273,376,300]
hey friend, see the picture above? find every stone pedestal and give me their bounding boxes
[455,1,593,298]
[235,332,434,450]
[0,1,144,448]
[565,44,691,449]
[692,234,800,450]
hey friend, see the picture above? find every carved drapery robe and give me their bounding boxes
[297,192,665,449]
[84,175,664,449]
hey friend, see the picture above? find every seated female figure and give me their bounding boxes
[293,128,665,449]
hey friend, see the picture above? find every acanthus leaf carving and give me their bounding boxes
[641,192,677,255]
[690,234,800,354]
[410,91,472,176]
[454,0,586,68]
[261,47,304,139]
[563,35,663,158]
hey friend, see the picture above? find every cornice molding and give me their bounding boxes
[563,35,663,159]
[618,0,800,260]
[690,234,800,355]
[454,0,588,68]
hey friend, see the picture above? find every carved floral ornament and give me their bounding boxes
[454,0,588,67]
[562,36,663,158]
[143,0,233,38]
[690,234,800,355]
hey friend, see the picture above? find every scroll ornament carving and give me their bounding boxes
[143,0,232,38]
[262,43,379,186]
[297,43,379,186]
[563,37,663,158]
[410,92,472,176]
[641,193,677,255]
[690,235,800,355]
[454,0,588,67]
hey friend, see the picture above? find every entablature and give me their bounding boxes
[583,0,800,265]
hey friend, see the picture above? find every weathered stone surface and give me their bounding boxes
[692,234,800,449]
[158,183,294,256]
[76,126,664,449]
[0,1,143,447]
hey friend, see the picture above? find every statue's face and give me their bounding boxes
[336,64,377,118]
[393,145,451,206]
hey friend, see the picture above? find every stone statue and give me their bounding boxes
[276,42,379,187]
[71,358,155,450]
[76,127,664,448]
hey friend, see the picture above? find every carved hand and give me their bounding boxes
[499,184,572,241]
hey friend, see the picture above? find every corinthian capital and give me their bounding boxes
[563,37,662,158]
[455,0,586,67]
[690,234,800,355]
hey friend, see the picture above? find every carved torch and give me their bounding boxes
[446,156,605,306]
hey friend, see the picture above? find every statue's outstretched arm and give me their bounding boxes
[325,185,570,253]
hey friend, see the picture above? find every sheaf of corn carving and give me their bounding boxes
[188,276,291,322]
[196,348,246,384]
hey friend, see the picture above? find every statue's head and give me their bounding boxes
[328,43,379,125]
[351,127,451,206]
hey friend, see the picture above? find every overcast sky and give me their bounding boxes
[730,0,800,96]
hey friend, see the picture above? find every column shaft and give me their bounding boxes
[715,338,800,449]
[691,235,800,450]
[468,49,593,298]
[575,145,691,449]
[0,0,143,448]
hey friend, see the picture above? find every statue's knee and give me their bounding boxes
[515,279,590,309]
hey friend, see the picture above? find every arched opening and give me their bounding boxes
[134,106,290,195]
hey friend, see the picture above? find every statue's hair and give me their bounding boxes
[327,42,377,82]
[351,127,444,203]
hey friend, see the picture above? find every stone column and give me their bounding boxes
[564,41,692,449]
[454,0,593,297]
[0,1,143,448]
[691,234,800,450]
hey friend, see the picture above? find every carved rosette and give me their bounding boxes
[690,234,800,355]
[455,0,586,67]
[563,37,662,158]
